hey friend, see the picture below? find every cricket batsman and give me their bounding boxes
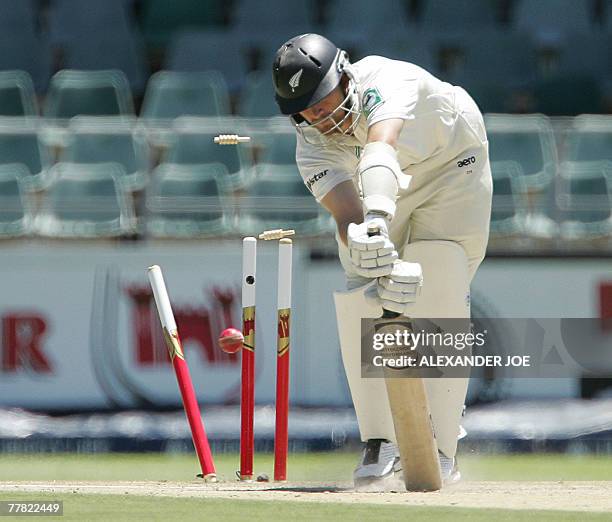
[272,34,492,486]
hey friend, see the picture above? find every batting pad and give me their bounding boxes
[334,240,470,458]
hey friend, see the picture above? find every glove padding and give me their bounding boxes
[374,259,423,315]
[347,216,398,278]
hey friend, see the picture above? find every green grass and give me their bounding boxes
[1,453,610,521]
[0,452,611,482]
[0,494,610,522]
[459,453,612,481]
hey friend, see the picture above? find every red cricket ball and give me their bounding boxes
[218,327,244,354]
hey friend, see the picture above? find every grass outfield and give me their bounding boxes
[0,452,611,482]
[1,453,611,521]
[1,494,611,522]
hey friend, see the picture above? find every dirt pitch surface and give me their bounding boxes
[1,480,611,512]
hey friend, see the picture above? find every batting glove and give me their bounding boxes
[376,260,423,315]
[347,215,398,278]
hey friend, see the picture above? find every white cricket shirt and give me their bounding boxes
[296,55,486,202]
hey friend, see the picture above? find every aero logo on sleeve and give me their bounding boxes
[362,87,383,117]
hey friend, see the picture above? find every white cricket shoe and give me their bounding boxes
[354,441,461,488]
[353,439,401,487]
[439,451,461,485]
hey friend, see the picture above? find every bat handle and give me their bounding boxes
[367,223,401,319]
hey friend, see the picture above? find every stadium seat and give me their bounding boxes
[44,70,135,121]
[456,79,514,114]
[47,0,147,93]
[48,0,134,44]
[166,30,249,91]
[325,0,411,32]
[164,118,253,189]
[60,34,148,96]
[140,0,225,50]
[141,71,231,120]
[257,130,298,165]
[237,128,330,235]
[35,163,136,238]
[238,72,279,118]
[0,71,38,116]
[0,163,33,237]
[563,116,612,163]
[533,74,603,116]
[239,166,328,236]
[606,0,612,32]
[513,0,593,42]
[550,33,611,79]
[0,119,50,191]
[351,28,435,70]
[0,33,51,94]
[420,0,499,30]
[233,0,314,31]
[448,30,538,86]
[0,0,37,31]
[61,117,149,191]
[489,161,527,238]
[146,163,231,237]
[485,114,558,190]
[557,161,612,240]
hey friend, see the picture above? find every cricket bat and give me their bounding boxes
[368,224,441,491]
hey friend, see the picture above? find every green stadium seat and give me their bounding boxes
[238,72,278,118]
[146,163,231,237]
[326,0,410,32]
[557,162,612,240]
[513,0,593,41]
[62,34,149,96]
[34,163,136,238]
[522,177,560,240]
[0,2,52,92]
[165,118,253,189]
[62,117,148,191]
[238,165,330,236]
[0,71,38,116]
[489,161,527,238]
[141,71,230,120]
[0,119,51,191]
[257,128,297,165]
[44,70,135,121]
[563,116,612,163]
[445,30,537,106]
[166,30,248,91]
[140,0,225,50]
[485,114,558,190]
[48,0,133,44]
[0,164,32,237]
[421,0,498,29]
[237,127,330,235]
[533,74,603,116]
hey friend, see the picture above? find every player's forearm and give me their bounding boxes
[336,214,362,246]
[320,180,364,246]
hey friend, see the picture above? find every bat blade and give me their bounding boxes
[385,375,441,491]
[375,314,441,492]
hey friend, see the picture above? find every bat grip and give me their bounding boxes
[367,223,401,319]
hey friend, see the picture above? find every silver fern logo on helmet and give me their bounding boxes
[288,69,303,92]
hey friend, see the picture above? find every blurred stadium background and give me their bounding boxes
[1,0,612,477]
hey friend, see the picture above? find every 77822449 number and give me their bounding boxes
[0,501,63,516]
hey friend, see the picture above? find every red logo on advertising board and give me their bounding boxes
[1,314,51,373]
[600,282,612,331]
[126,286,240,367]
